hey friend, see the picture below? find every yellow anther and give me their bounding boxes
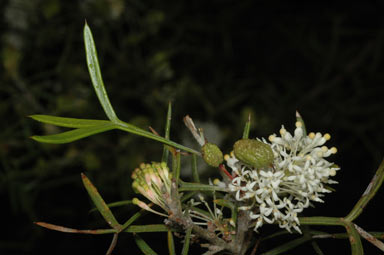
[268,135,276,142]
[330,147,337,154]
[295,121,302,128]
[230,151,234,157]
[329,169,336,176]
[308,132,315,139]
[321,146,328,152]
[324,133,331,140]
[279,128,286,136]
[306,155,311,161]
[224,154,230,161]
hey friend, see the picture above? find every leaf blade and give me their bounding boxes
[31,123,116,144]
[84,23,118,122]
[168,230,176,255]
[134,235,158,255]
[162,102,172,163]
[181,227,192,255]
[123,224,168,233]
[81,173,121,231]
[29,115,110,128]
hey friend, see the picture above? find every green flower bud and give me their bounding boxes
[233,139,274,169]
[201,143,223,167]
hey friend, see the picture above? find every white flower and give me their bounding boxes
[226,119,340,233]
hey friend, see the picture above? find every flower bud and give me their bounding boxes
[233,139,274,169]
[201,142,224,167]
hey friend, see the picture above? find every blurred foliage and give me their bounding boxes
[1,0,384,254]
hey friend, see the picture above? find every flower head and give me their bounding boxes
[131,162,173,216]
[226,120,339,233]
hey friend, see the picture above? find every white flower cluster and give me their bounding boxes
[226,121,340,233]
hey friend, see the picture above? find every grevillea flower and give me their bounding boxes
[226,120,339,233]
[131,162,172,217]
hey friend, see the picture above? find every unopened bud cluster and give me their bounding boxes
[131,162,172,216]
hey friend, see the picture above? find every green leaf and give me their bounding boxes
[172,150,181,184]
[260,235,311,255]
[90,200,132,213]
[31,123,116,144]
[29,115,110,128]
[299,216,343,226]
[81,173,121,231]
[162,102,172,163]
[342,220,364,255]
[123,224,168,233]
[115,120,200,155]
[242,113,251,139]
[134,234,158,255]
[191,154,200,183]
[345,158,384,222]
[84,23,118,122]
[181,228,192,255]
[179,181,228,192]
[168,230,176,255]
[121,208,148,231]
[311,241,325,255]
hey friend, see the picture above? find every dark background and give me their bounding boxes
[1,0,384,254]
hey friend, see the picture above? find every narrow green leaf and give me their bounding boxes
[181,191,197,202]
[29,115,110,128]
[242,113,251,139]
[81,173,121,231]
[162,102,172,163]
[181,228,192,255]
[90,200,132,213]
[299,216,344,226]
[134,234,158,255]
[168,230,176,255]
[345,158,384,222]
[311,241,325,255]
[342,220,364,255]
[31,123,116,144]
[260,235,311,255]
[121,208,148,231]
[123,224,168,233]
[116,120,200,155]
[84,23,118,122]
[214,199,235,210]
[191,154,200,183]
[179,181,228,192]
[172,151,181,184]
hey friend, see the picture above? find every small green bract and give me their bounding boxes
[201,143,224,167]
[233,139,274,169]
